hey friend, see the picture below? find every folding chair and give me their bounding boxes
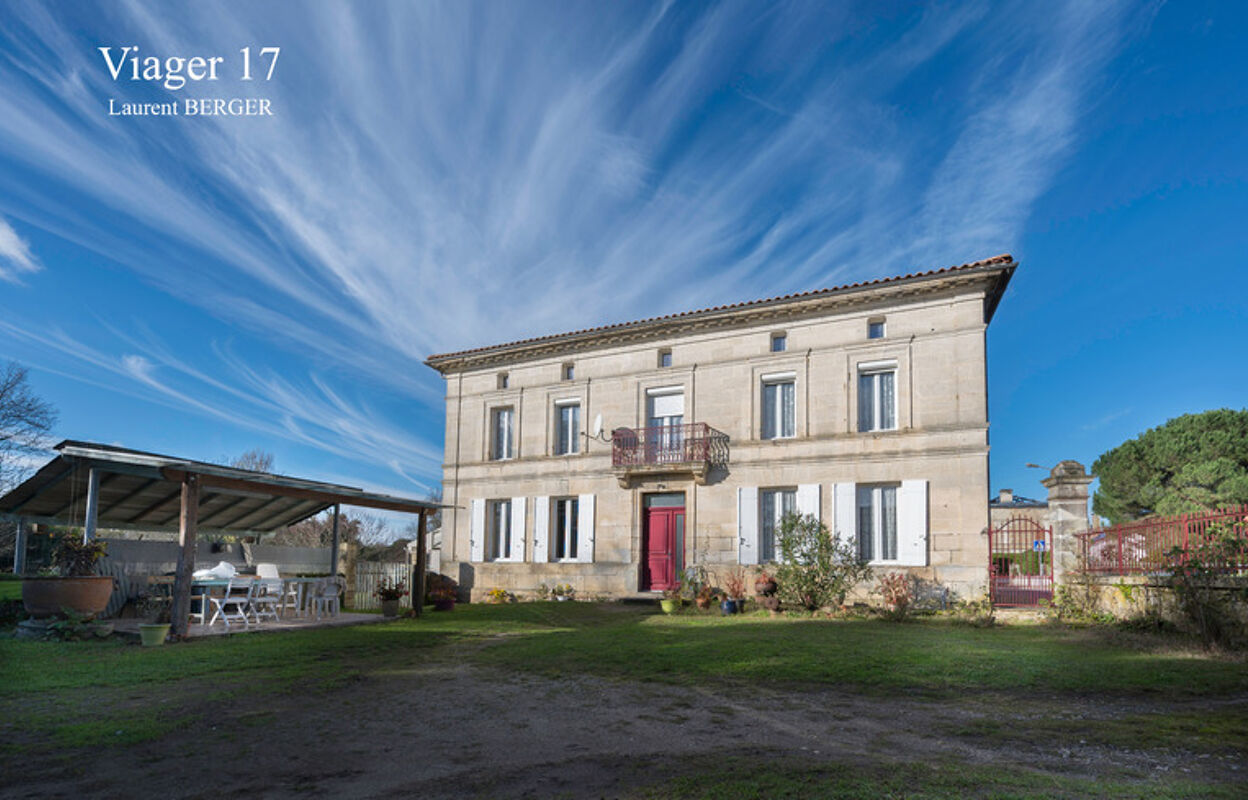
[208,578,255,630]
[250,576,283,623]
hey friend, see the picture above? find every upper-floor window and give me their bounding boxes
[868,319,886,339]
[759,488,796,562]
[553,497,579,561]
[770,332,787,352]
[857,363,896,432]
[555,401,580,455]
[562,363,575,381]
[857,484,898,562]
[497,372,509,389]
[658,349,672,368]
[761,376,796,439]
[490,407,514,460]
[488,499,512,561]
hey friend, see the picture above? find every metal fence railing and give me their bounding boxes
[1074,505,1248,576]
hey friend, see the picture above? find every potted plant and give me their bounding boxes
[485,587,513,604]
[376,577,407,617]
[22,536,114,619]
[430,587,456,611]
[137,592,172,647]
[695,583,715,610]
[754,568,778,598]
[659,582,682,614]
[552,583,575,602]
[722,567,747,614]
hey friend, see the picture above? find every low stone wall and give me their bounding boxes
[1064,574,1248,630]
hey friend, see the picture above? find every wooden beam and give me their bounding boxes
[126,486,184,524]
[170,474,200,639]
[330,504,341,576]
[8,464,73,513]
[82,468,100,543]
[160,468,436,515]
[12,518,26,575]
[97,477,159,518]
[413,510,427,618]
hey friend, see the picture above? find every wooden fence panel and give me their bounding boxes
[352,561,409,610]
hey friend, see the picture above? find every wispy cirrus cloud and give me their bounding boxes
[0,0,1146,488]
[0,215,40,282]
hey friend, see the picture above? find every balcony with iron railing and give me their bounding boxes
[610,422,730,487]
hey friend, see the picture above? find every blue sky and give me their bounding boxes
[0,1,1244,532]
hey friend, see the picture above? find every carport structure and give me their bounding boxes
[0,440,440,637]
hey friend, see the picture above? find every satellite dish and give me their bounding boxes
[592,414,604,438]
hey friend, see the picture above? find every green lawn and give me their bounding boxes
[2,602,1246,774]
[4,602,1246,698]
[0,577,22,602]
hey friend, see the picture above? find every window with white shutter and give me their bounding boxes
[469,498,485,562]
[896,479,929,566]
[575,494,595,563]
[759,488,795,562]
[509,497,526,561]
[532,496,549,563]
[738,486,760,565]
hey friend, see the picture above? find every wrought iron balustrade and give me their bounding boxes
[611,422,730,472]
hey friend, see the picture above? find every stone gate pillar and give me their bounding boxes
[1042,461,1092,584]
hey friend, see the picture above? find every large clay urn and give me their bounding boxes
[21,576,115,619]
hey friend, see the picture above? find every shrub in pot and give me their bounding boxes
[659,582,682,614]
[137,591,172,646]
[22,536,114,619]
[377,577,408,617]
[430,587,456,611]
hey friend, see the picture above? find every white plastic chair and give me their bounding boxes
[208,578,255,630]
[257,563,302,616]
[311,577,342,620]
[250,576,283,623]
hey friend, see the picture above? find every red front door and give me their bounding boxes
[643,506,683,590]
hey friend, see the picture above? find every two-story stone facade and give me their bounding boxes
[426,254,1015,601]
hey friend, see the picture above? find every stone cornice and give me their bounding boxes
[427,257,1014,374]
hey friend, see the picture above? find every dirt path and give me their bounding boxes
[7,634,1245,800]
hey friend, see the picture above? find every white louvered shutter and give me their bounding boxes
[833,483,856,547]
[796,484,821,521]
[576,494,595,563]
[469,499,485,562]
[897,480,928,566]
[509,497,526,562]
[738,486,760,565]
[532,496,549,563]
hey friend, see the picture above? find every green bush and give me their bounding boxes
[774,513,872,610]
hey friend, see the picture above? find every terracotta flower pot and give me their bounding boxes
[22,576,114,619]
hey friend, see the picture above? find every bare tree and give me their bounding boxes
[0,361,57,492]
[0,361,57,567]
[273,509,390,548]
[230,448,275,473]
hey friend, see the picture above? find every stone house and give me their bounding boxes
[425,255,1016,600]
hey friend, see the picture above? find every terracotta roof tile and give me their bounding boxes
[426,253,1014,366]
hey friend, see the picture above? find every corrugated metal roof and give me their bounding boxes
[0,440,439,534]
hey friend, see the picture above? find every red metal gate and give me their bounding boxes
[988,516,1053,607]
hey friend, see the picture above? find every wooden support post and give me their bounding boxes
[330,503,341,577]
[82,467,100,543]
[170,474,200,639]
[413,510,428,617]
[13,518,27,575]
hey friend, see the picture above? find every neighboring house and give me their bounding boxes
[425,255,1016,600]
[988,488,1049,529]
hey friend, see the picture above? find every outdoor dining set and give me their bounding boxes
[182,563,345,630]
